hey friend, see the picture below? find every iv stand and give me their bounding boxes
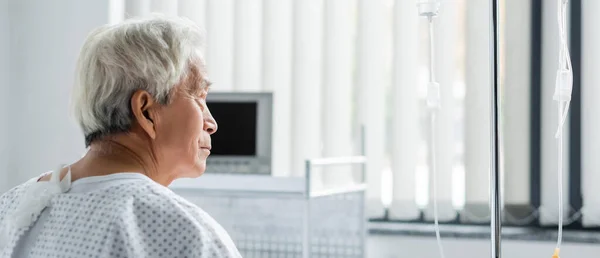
[489,0,502,257]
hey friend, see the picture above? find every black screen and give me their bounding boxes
[208,102,258,156]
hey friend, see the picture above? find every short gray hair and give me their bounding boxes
[71,15,206,147]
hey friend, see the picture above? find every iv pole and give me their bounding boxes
[489,0,501,257]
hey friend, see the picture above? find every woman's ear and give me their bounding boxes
[131,90,158,140]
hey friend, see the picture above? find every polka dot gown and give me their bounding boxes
[0,174,241,258]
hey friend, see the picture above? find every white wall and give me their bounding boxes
[368,235,600,258]
[3,0,110,190]
[0,0,9,193]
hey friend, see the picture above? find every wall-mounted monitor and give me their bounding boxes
[205,92,272,175]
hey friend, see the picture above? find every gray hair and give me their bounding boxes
[71,15,206,147]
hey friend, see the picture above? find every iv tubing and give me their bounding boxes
[427,16,445,258]
[417,2,444,257]
[555,102,564,258]
[555,0,573,136]
[428,16,436,83]
[431,113,445,258]
[553,0,573,257]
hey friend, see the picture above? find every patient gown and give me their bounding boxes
[0,167,241,258]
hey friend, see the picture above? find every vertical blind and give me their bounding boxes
[118,0,600,227]
[581,0,600,227]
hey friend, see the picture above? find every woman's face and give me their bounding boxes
[149,66,217,179]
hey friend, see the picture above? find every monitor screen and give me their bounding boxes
[208,101,258,156]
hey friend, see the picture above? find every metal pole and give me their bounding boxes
[303,160,311,258]
[490,0,502,258]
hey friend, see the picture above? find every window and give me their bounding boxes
[120,0,600,230]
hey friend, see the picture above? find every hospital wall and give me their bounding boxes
[1,0,9,192]
[0,0,100,193]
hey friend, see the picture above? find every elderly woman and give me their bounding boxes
[0,16,241,257]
